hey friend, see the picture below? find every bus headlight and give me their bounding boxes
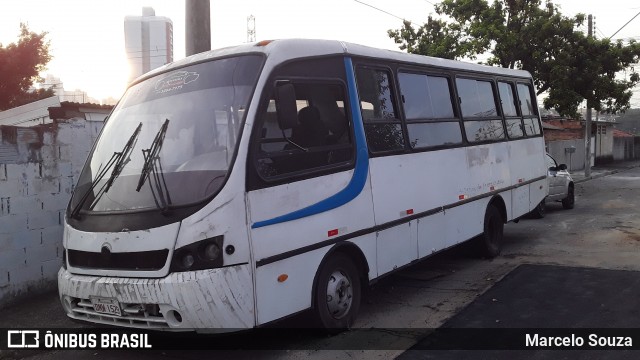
[203,243,221,260]
[181,252,196,269]
[170,235,224,272]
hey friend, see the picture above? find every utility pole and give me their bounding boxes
[185,0,211,56]
[585,14,593,177]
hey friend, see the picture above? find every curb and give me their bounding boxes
[574,164,640,184]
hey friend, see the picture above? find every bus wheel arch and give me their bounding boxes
[474,196,506,258]
[488,195,507,224]
[311,243,367,331]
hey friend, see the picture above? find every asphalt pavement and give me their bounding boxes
[401,264,640,359]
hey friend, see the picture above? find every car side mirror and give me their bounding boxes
[558,164,567,171]
[274,83,298,130]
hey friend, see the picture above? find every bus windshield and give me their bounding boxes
[70,55,263,214]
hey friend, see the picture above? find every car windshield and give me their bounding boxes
[70,55,263,213]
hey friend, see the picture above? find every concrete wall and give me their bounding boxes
[594,125,614,165]
[614,136,637,161]
[546,139,587,172]
[0,118,102,307]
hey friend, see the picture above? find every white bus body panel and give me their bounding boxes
[508,138,547,217]
[253,248,327,325]
[375,222,417,275]
[368,143,510,277]
[248,172,376,325]
[63,222,179,278]
[417,212,446,257]
[175,175,251,267]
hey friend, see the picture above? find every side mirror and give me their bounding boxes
[558,164,567,171]
[274,83,298,130]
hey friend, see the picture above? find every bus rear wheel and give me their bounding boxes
[314,253,361,331]
[531,199,546,219]
[475,204,504,258]
[562,185,575,209]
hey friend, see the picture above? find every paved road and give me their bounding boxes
[3,166,640,359]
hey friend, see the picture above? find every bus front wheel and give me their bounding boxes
[314,252,361,331]
[475,204,504,258]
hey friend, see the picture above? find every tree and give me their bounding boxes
[0,23,53,111]
[388,0,640,117]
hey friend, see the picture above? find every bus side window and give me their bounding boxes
[255,82,354,180]
[398,72,462,148]
[355,67,405,152]
[517,83,542,136]
[498,81,525,139]
[456,78,505,143]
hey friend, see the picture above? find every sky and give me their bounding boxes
[1,0,639,105]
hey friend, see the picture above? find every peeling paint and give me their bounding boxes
[59,264,255,329]
[466,147,490,167]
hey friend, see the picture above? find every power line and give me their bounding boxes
[610,10,640,39]
[353,0,405,21]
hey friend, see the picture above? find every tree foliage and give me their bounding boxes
[388,0,640,117]
[0,23,53,111]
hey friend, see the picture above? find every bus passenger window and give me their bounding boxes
[356,67,405,152]
[523,118,541,135]
[498,81,524,139]
[255,82,354,180]
[517,83,541,136]
[517,83,536,116]
[456,78,505,143]
[456,78,498,118]
[398,72,461,148]
[498,82,518,117]
[506,119,524,138]
[464,120,505,142]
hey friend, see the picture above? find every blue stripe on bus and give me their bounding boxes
[251,57,369,229]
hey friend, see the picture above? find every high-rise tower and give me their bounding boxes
[124,7,173,83]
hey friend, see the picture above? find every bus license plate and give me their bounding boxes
[91,297,122,316]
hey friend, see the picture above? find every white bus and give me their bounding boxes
[58,39,546,331]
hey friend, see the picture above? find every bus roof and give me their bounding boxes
[138,39,532,84]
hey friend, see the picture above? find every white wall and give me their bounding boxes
[0,118,103,307]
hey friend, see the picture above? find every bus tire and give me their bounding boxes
[531,199,546,219]
[562,185,575,209]
[476,204,504,258]
[314,252,361,332]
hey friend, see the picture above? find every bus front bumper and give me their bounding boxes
[58,264,254,331]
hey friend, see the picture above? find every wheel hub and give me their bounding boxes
[326,270,353,319]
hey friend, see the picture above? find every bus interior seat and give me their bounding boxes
[318,102,348,144]
[292,106,328,148]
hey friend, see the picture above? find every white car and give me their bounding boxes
[530,153,575,218]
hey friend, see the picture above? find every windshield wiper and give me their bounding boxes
[104,122,142,192]
[69,123,143,219]
[136,119,172,213]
